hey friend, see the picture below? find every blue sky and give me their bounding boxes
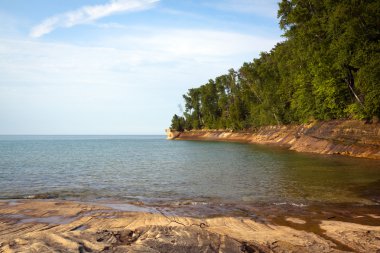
[0,0,282,134]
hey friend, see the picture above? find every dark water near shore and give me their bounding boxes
[0,135,380,207]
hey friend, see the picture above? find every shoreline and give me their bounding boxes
[167,119,380,160]
[1,199,379,252]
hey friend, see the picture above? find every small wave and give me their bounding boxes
[176,200,209,206]
[24,193,60,199]
[273,202,307,207]
[0,194,59,200]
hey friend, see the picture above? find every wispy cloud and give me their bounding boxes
[2,28,278,81]
[2,0,282,134]
[0,28,279,93]
[107,28,279,59]
[30,0,158,38]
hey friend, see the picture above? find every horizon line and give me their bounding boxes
[0,134,166,136]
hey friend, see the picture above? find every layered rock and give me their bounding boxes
[167,120,380,159]
[1,200,380,252]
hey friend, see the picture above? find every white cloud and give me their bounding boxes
[100,28,279,60]
[1,0,283,134]
[3,28,279,78]
[30,0,158,38]
[1,28,280,92]
[0,26,281,134]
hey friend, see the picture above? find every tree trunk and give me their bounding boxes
[345,65,363,106]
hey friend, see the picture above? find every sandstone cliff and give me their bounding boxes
[167,120,380,159]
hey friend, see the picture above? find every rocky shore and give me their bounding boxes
[167,120,380,159]
[0,200,379,252]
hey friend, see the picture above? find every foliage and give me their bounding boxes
[170,114,185,132]
[169,0,380,131]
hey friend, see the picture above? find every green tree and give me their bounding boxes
[169,0,380,130]
[170,114,185,132]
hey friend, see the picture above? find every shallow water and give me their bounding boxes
[0,135,379,206]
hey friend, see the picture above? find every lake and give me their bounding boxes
[1,135,380,207]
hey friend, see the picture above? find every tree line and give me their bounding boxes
[171,0,380,131]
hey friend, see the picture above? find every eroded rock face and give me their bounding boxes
[165,129,181,140]
[170,120,380,159]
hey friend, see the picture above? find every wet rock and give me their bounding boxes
[96,229,141,246]
[96,226,268,253]
[1,200,378,253]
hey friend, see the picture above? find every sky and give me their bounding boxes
[0,0,282,135]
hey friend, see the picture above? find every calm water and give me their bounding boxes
[0,135,380,206]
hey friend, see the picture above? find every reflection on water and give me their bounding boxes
[0,135,379,206]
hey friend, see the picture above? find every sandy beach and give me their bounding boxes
[0,200,379,252]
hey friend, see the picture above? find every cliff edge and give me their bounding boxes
[166,120,380,159]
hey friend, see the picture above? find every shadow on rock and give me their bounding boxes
[96,225,268,253]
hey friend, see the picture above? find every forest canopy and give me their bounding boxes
[170,0,380,131]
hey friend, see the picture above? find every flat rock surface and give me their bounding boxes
[0,200,379,252]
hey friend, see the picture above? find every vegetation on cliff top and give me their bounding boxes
[170,0,380,131]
